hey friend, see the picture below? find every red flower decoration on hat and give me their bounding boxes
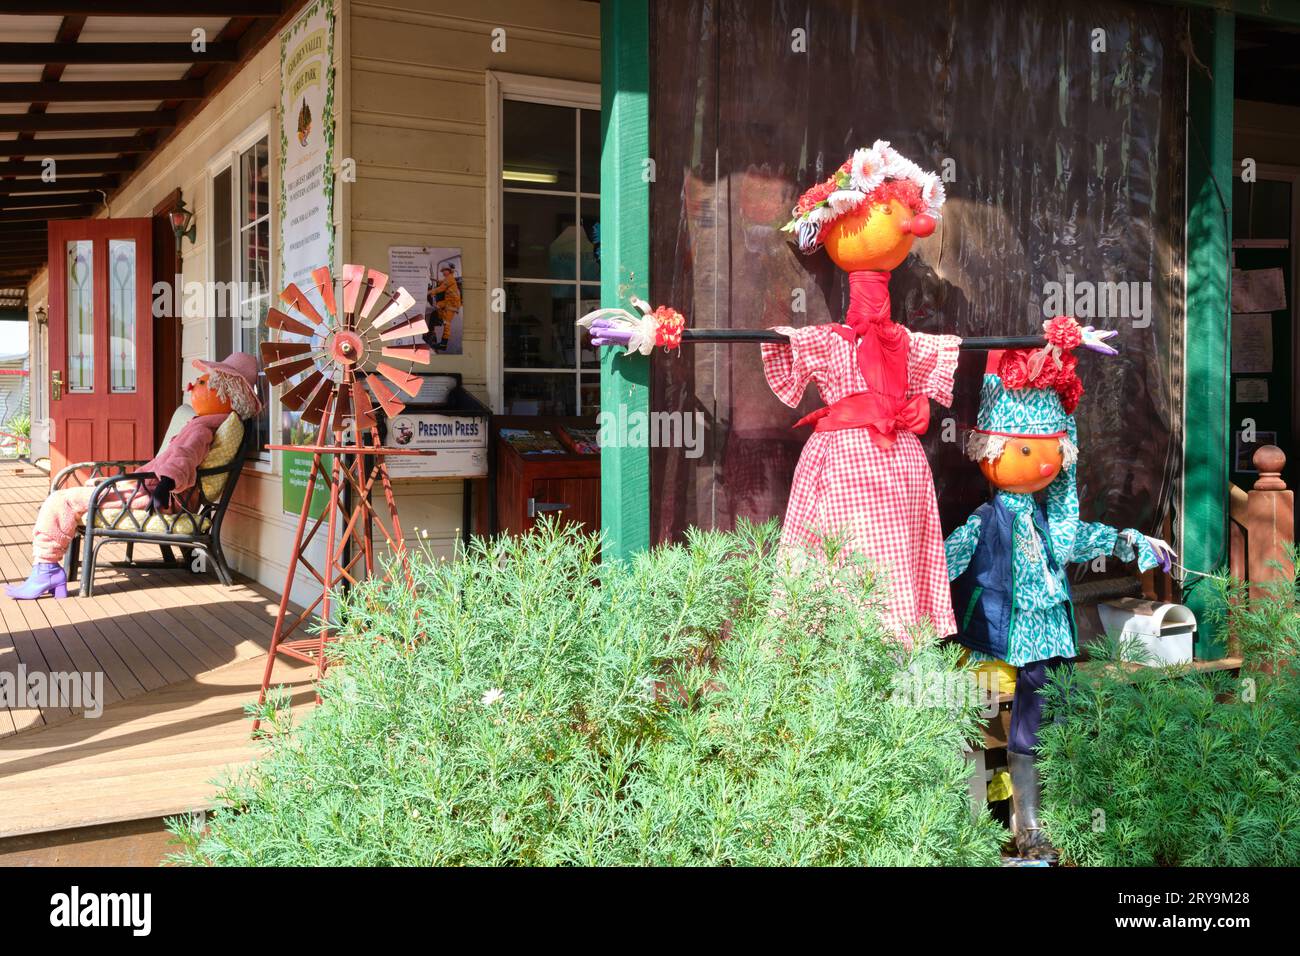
[1056,376,1084,414]
[997,351,1031,389]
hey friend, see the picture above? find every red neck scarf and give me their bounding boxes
[830,269,909,399]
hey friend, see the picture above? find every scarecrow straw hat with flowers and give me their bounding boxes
[782,140,947,254]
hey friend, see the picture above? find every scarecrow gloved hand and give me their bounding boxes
[1079,326,1119,355]
[150,476,176,512]
[584,317,638,349]
[578,298,686,356]
[1122,529,1175,573]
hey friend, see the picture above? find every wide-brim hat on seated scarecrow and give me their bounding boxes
[781,140,947,254]
[965,315,1089,467]
[192,352,263,418]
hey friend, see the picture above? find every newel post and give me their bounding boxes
[1244,445,1295,600]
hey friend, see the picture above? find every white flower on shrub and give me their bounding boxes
[480,688,505,707]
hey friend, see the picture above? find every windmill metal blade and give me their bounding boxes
[281,369,327,411]
[312,265,338,319]
[265,355,319,386]
[378,317,429,342]
[359,268,389,319]
[352,377,377,429]
[381,344,431,365]
[341,263,366,317]
[301,380,334,426]
[260,340,313,364]
[332,382,353,437]
[376,362,423,398]
[366,374,405,419]
[268,306,317,339]
[279,282,324,325]
[371,288,415,329]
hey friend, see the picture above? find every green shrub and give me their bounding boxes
[1038,563,1300,866]
[170,520,1001,866]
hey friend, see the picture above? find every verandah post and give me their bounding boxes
[1184,8,1234,659]
[599,0,652,561]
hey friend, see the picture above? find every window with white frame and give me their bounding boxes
[497,91,601,415]
[210,127,271,462]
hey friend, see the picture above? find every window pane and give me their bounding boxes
[504,192,581,280]
[503,100,575,191]
[1248,180,1292,241]
[241,216,270,296]
[65,239,93,392]
[241,139,269,225]
[213,166,235,358]
[579,287,600,368]
[580,197,600,282]
[108,238,136,393]
[579,373,600,414]
[504,372,577,416]
[503,282,576,369]
[580,107,600,194]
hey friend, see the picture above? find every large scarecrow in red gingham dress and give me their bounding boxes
[580,142,1116,642]
[761,142,956,640]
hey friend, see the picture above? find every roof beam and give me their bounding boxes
[0,43,239,65]
[0,80,204,102]
[0,191,102,209]
[0,206,94,221]
[0,175,117,195]
[0,1,282,13]
[0,111,176,133]
[0,158,136,176]
[0,136,153,157]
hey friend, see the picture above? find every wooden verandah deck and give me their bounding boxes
[0,460,315,843]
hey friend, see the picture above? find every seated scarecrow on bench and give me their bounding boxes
[6,352,262,600]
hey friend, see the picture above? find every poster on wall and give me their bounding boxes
[388,246,464,355]
[279,0,335,516]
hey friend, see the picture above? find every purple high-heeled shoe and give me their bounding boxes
[5,561,69,600]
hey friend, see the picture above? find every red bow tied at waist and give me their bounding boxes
[793,391,930,449]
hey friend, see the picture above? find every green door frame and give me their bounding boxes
[596,2,1300,646]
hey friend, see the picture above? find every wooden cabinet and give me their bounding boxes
[492,416,600,536]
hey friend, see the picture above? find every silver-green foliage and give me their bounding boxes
[170,519,1002,866]
[1038,558,1300,867]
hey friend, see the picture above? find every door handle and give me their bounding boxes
[527,497,570,517]
[51,370,63,401]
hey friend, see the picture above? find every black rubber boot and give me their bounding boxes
[1009,751,1058,862]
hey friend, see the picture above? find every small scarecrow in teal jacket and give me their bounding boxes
[945,316,1175,860]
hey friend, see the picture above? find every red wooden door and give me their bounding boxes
[47,219,154,476]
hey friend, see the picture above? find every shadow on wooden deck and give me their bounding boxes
[0,461,316,841]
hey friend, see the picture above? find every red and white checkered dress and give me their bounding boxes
[762,324,961,640]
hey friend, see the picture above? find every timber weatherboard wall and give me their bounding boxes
[349,0,600,569]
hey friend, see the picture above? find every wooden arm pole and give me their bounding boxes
[678,329,1047,349]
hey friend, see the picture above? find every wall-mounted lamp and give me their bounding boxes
[35,304,47,326]
[169,196,197,248]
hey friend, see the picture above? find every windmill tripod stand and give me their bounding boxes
[253,263,435,734]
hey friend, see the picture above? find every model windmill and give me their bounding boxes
[253,263,432,733]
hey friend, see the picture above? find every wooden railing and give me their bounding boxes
[1229,445,1295,598]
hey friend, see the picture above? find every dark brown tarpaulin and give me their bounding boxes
[648,0,1186,589]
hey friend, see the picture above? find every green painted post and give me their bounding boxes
[1184,9,1234,659]
[599,0,652,561]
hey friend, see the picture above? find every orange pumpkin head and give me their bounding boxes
[188,373,235,417]
[978,435,1065,495]
[822,199,917,272]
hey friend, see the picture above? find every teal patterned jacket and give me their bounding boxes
[944,473,1159,666]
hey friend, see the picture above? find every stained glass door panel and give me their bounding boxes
[47,219,154,478]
